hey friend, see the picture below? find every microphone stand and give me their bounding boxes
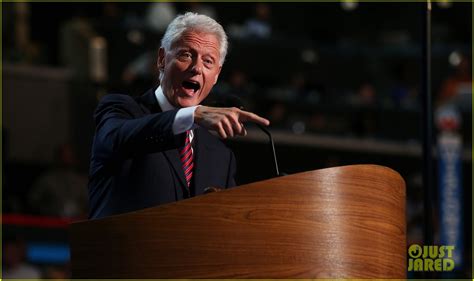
[254,123,281,177]
[212,94,283,177]
[204,124,282,195]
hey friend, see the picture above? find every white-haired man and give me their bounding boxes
[88,13,269,219]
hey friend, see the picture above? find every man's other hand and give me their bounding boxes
[194,106,270,139]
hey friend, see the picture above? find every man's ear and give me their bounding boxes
[157,48,165,71]
[213,65,222,85]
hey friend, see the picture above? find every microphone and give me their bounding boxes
[208,94,284,177]
[254,122,282,177]
[204,186,223,193]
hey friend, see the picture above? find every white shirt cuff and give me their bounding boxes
[172,105,199,134]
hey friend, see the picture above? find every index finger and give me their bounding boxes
[238,110,270,126]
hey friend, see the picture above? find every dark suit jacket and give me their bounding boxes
[88,89,236,219]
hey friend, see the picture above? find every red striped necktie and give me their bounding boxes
[179,130,194,187]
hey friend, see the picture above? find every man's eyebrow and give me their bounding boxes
[174,48,192,55]
[203,54,217,61]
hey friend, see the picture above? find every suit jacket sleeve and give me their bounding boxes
[92,94,181,166]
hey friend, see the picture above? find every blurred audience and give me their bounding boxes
[43,265,70,279]
[28,143,88,218]
[212,70,257,110]
[390,63,419,110]
[347,81,378,107]
[2,236,41,278]
[59,9,97,80]
[437,53,472,112]
[228,3,272,39]
[185,1,218,19]
[3,3,45,64]
[121,51,156,94]
[145,2,177,34]
[244,3,272,39]
[119,3,178,94]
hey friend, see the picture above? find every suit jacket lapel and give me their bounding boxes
[137,88,162,114]
[138,88,189,197]
[163,149,188,197]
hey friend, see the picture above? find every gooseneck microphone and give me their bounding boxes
[207,94,283,177]
[254,123,281,177]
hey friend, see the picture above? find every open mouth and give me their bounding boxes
[182,80,201,93]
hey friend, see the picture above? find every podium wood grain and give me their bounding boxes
[70,164,406,278]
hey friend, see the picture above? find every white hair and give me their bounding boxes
[160,12,228,65]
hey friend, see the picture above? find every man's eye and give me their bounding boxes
[204,59,214,65]
[180,52,192,59]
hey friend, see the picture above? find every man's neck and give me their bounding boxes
[155,86,175,112]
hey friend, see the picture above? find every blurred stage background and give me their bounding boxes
[2,2,472,279]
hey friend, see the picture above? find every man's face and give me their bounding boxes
[158,31,222,108]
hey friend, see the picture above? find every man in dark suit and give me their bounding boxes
[88,12,269,219]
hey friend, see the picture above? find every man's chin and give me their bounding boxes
[177,97,200,108]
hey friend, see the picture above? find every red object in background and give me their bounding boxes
[2,214,77,228]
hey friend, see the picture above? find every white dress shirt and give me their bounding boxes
[155,86,198,141]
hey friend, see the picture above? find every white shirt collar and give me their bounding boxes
[155,86,175,112]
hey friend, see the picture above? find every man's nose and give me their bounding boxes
[190,59,203,75]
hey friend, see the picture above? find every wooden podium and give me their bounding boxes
[70,164,406,278]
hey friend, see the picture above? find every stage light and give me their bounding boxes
[437,0,453,9]
[448,51,462,66]
[127,29,144,45]
[301,49,319,64]
[341,0,358,11]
